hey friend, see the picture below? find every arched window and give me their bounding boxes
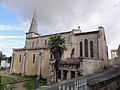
[33,54,35,63]
[45,40,47,46]
[80,42,83,57]
[32,42,34,47]
[90,41,94,57]
[84,39,88,57]
[19,54,21,63]
[71,48,75,58]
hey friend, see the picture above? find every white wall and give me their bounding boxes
[0,60,10,68]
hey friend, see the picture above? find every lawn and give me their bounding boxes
[11,73,47,90]
[0,76,16,90]
[0,73,47,90]
[10,73,34,81]
[23,78,46,90]
[0,76,16,84]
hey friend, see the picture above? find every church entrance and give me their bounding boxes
[58,70,61,79]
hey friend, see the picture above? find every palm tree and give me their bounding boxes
[48,34,67,82]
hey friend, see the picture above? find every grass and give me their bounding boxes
[23,80,35,90]
[11,73,36,81]
[0,76,16,84]
[0,76,16,90]
[0,73,46,90]
[23,78,47,90]
[11,73,47,90]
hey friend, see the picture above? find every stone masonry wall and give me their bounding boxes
[80,59,103,76]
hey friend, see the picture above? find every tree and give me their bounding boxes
[7,56,12,63]
[0,56,2,67]
[48,34,67,82]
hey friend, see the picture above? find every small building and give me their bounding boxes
[111,49,118,59]
[113,45,120,66]
[1,60,10,68]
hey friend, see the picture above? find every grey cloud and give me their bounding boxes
[1,0,102,31]
[1,0,120,58]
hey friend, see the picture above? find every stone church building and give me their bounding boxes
[10,12,108,82]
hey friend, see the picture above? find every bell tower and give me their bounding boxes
[26,11,40,39]
[25,11,40,48]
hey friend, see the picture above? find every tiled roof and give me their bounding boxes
[41,31,72,37]
[111,49,117,52]
[59,59,80,65]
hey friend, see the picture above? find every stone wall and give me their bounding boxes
[89,74,120,90]
[75,33,99,59]
[12,50,24,73]
[12,49,49,77]
[42,67,120,90]
[80,59,103,75]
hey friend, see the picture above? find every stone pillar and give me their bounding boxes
[67,71,71,80]
[75,71,78,77]
[37,52,42,79]
[22,50,27,76]
[10,53,15,74]
[98,26,108,66]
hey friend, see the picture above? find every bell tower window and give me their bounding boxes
[80,42,83,57]
[84,39,88,57]
[32,42,34,47]
[90,41,94,57]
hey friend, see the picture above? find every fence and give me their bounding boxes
[59,79,87,90]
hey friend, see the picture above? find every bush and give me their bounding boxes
[0,67,6,71]
[23,78,47,90]
[23,80,35,90]
[0,86,4,90]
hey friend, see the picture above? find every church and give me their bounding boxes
[10,12,108,82]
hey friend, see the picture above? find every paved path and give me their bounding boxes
[13,82,27,90]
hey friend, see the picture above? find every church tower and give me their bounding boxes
[26,11,40,39]
[25,11,40,48]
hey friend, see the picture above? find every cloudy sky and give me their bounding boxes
[0,0,120,58]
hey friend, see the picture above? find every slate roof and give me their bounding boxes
[75,30,99,35]
[13,47,47,51]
